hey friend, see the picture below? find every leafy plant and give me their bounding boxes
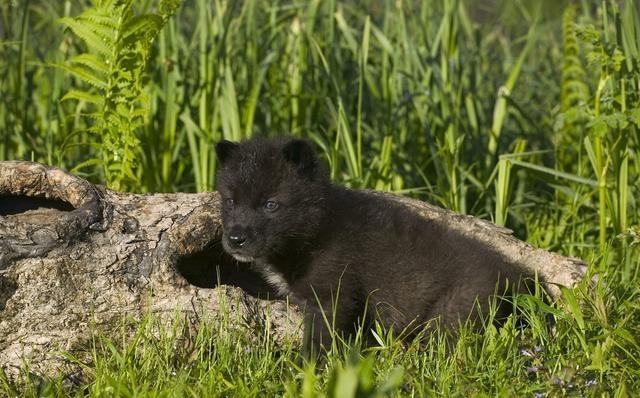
[60,0,181,190]
[576,1,640,251]
[556,4,590,148]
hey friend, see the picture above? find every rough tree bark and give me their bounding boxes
[0,161,587,377]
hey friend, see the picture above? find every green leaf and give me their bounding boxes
[631,107,640,127]
[60,16,112,56]
[69,53,110,76]
[560,286,585,331]
[506,159,597,187]
[61,89,104,105]
[70,158,103,173]
[121,14,163,42]
[59,64,108,89]
[329,366,358,398]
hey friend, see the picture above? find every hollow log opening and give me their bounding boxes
[175,243,278,299]
[0,195,75,216]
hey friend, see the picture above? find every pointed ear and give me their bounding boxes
[282,139,317,178]
[215,140,239,165]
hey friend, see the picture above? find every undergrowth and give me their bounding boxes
[1,262,639,397]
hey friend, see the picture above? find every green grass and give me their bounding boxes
[1,0,639,396]
[2,267,639,397]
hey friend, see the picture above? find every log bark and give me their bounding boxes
[0,161,586,377]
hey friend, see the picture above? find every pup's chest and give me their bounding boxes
[251,263,290,297]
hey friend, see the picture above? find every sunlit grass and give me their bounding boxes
[2,258,639,397]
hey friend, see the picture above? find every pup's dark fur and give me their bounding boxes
[216,137,533,355]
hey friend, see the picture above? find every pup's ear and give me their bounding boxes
[215,140,239,165]
[283,139,317,178]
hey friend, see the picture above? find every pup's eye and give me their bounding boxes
[225,198,234,207]
[264,200,279,212]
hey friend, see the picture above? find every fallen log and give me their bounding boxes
[0,161,586,377]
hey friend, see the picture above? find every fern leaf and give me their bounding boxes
[59,64,108,90]
[70,158,104,174]
[77,10,118,41]
[59,16,112,56]
[122,15,164,42]
[560,5,589,111]
[69,54,110,76]
[61,89,105,106]
[159,0,182,19]
[80,9,119,30]
[61,0,183,191]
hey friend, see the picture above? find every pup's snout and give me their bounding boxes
[228,233,247,247]
[226,226,249,248]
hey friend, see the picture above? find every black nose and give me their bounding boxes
[228,233,247,247]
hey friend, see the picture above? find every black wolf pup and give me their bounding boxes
[215,137,533,355]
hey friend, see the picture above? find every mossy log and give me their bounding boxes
[0,161,587,377]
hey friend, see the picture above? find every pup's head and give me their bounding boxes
[215,137,330,263]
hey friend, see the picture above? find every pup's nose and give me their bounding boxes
[228,233,247,247]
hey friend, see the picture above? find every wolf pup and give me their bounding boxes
[215,137,532,356]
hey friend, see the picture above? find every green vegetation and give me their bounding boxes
[0,0,639,396]
[59,0,181,190]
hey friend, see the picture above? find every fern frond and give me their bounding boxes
[76,13,117,42]
[560,5,589,112]
[122,15,164,42]
[70,158,104,174]
[554,5,591,155]
[159,0,182,18]
[59,16,112,56]
[61,0,183,190]
[81,12,118,30]
[68,54,110,76]
[59,64,108,89]
[61,89,104,106]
